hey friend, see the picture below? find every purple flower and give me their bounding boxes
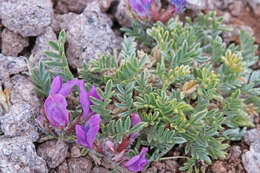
[49,75,78,97]
[124,147,148,172]
[75,114,102,149]
[78,80,91,119]
[44,76,78,128]
[78,81,103,119]
[128,0,152,17]
[59,78,78,97]
[89,86,103,113]
[169,0,186,12]
[131,113,141,127]
[44,94,69,128]
[130,113,141,139]
[49,76,62,95]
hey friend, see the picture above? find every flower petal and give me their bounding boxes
[77,80,91,119]
[58,78,78,97]
[129,0,151,17]
[89,86,103,102]
[131,112,141,127]
[75,125,89,148]
[85,114,101,149]
[49,76,62,95]
[44,94,69,128]
[124,147,148,172]
[169,0,186,12]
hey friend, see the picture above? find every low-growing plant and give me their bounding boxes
[30,0,260,172]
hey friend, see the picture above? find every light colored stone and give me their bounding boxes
[10,75,41,110]
[211,161,227,173]
[223,12,232,24]
[242,139,260,173]
[0,103,39,141]
[244,129,260,145]
[66,2,121,68]
[222,25,254,44]
[0,54,27,75]
[1,28,29,56]
[52,13,78,33]
[68,157,93,173]
[230,1,243,17]
[30,27,57,69]
[37,140,68,168]
[0,54,27,89]
[71,145,81,158]
[92,167,110,173]
[59,0,89,13]
[57,161,69,173]
[115,0,132,27]
[0,0,53,37]
[247,0,260,16]
[0,136,48,173]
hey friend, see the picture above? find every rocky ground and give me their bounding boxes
[0,0,260,173]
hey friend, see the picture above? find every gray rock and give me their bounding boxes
[185,0,235,10]
[0,136,48,173]
[229,1,243,17]
[242,139,260,173]
[67,157,93,173]
[30,27,57,69]
[52,13,78,33]
[1,28,29,57]
[92,167,110,173]
[57,161,69,173]
[115,0,132,27]
[0,54,27,76]
[0,54,27,89]
[211,161,227,173]
[186,0,208,10]
[58,0,90,13]
[222,25,254,44]
[222,12,232,24]
[37,140,68,168]
[0,0,53,37]
[0,103,39,142]
[70,145,81,158]
[99,0,115,12]
[66,2,121,68]
[244,129,260,145]
[247,0,260,16]
[10,75,41,110]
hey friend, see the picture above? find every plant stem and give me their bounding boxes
[160,156,188,160]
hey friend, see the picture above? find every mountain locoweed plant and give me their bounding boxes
[30,2,260,173]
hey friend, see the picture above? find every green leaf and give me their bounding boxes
[130,122,148,133]
[48,41,59,51]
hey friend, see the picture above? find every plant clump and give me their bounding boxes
[30,0,260,172]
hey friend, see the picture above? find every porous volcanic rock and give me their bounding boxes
[10,75,41,110]
[0,0,53,37]
[52,13,78,33]
[67,157,93,173]
[65,2,121,69]
[0,54,27,89]
[242,139,260,173]
[0,136,48,173]
[30,27,57,69]
[247,0,260,16]
[115,0,132,27]
[37,140,68,168]
[55,0,90,14]
[1,28,29,56]
[0,103,39,142]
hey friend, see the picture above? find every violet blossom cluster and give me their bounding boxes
[43,76,149,172]
[128,0,186,23]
